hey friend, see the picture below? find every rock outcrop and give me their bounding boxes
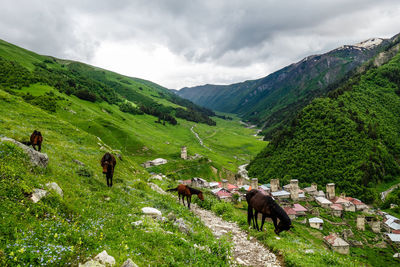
[1,137,49,167]
[94,250,115,266]
[31,189,48,203]
[46,182,63,197]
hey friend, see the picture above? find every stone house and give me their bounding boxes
[141,158,168,168]
[292,203,307,216]
[315,196,332,208]
[191,177,209,188]
[309,217,324,230]
[330,204,343,217]
[283,207,297,220]
[345,197,368,211]
[383,214,400,233]
[324,233,350,254]
[386,233,400,247]
[271,190,290,199]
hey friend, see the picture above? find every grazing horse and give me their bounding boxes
[100,153,116,187]
[167,184,204,209]
[23,130,43,152]
[246,189,292,235]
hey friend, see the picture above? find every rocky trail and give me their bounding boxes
[190,125,212,151]
[191,204,281,267]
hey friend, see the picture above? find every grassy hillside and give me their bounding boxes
[0,40,265,266]
[248,44,400,203]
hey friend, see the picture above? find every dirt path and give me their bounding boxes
[191,204,281,267]
[381,183,400,201]
[191,125,212,151]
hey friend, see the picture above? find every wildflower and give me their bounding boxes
[18,248,25,253]
[54,233,58,238]
[9,251,14,256]
[124,244,129,250]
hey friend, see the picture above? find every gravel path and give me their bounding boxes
[191,204,281,267]
[190,125,212,151]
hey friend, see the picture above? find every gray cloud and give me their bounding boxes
[0,0,399,88]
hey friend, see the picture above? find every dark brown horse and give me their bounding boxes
[23,130,43,152]
[246,189,292,235]
[167,184,204,209]
[100,153,116,187]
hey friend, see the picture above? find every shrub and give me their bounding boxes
[74,89,97,102]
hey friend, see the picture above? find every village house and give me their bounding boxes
[283,207,296,220]
[211,188,233,201]
[330,204,343,217]
[345,197,368,211]
[324,233,350,254]
[271,190,291,199]
[309,217,324,230]
[303,183,318,196]
[209,182,220,188]
[141,158,168,168]
[292,203,307,216]
[315,196,332,208]
[316,190,325,198]
[191,177,209,188]
[218,180,238,191]
[386,233,400,246]
[383,214,400,233]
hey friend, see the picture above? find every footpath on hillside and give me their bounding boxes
[190,204,280,267]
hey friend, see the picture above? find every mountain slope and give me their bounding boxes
[247,40,400,203]
[177,36,399,138]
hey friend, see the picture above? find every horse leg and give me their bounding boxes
[272,216,279,234]
[38,143,41,152]
[187,195,191,209]
[182,195,185,206]
[260,214,267,231]
[110,175,113,187]
[254,211,260,231]
[247,204,253,226]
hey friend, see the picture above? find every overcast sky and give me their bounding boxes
[1,1,400,89]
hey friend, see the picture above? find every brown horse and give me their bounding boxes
[100,153,116,187]
[23,130,43,152]
[246,189,292,235]
[167,184,204,209]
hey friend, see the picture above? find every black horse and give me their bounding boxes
[246,189,292,235]
[100,153,116,187]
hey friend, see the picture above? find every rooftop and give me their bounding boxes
[271,190,290,197]
[387,233,400,242]
[284,207,296,215]
[293,204,307,212]
[315,196,332,205]
[324,234,349,247]
[330,204,343,211]
[309,217,324,224]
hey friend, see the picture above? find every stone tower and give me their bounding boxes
[235,174,244,187]
[326,183,335,200]
[181,146,187,160]
[290,179,299,201]
[222,179,228,190]
[356,215,365,231]
[270,179,279,192]
[250,178,258,190]
[311,183,318,191]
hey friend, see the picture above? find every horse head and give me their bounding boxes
[198,191,204,201]
[275,218,293,235]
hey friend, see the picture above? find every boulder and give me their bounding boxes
[46,182,63,197]
[375,241,387,248]
[79,260,105,267]
[116,154,123,161]
[1,137,49,167]
[72,159,85,166]
[167,212,176,221]
[31,189,48,203]
[94,250,115,266]
[148,183,166,195]
[150,174,163,181]
[120,258,138,267]
[142,207,162,216]
[174,218,191,234]
[131,220,143,227]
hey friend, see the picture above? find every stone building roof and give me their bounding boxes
[309,217,323,224]
[284,207,296,215]
[324,234,349,247]
[293,204,307,212]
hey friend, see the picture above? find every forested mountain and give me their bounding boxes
[177,35,400,138]
[247,37,400,203]
[0,39,217,126]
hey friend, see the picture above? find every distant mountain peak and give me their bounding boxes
[353,37,384,49]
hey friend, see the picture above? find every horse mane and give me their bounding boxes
[187,186,201,195]
[266,196,291,224]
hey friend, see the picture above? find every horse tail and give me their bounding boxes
[167,187,178,192]
[21,141,31,146]
[247,203,253,226]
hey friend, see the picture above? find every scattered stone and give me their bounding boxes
[72,159,85,166]
[304,249,314,254]
[275,236,281,240]
[120,258,138,267]
[375,241,387,248]
[150,174,163,181]
[104,197,111,201]
[116,153,123,161]
[299,218,307,224]
[349,240,363,247]
[148,183,166,195]
[394,253,400,258]
[68,109,77,114]
[1,137,49,167]
[341,229,354,240]
[142,146,149,151]
[94,250,115,266]
[46,182,63,197]
[165,141,170,145]
[236,257,247,265]
[174,218,191,234]
[167,212,176,221]
[79,260,105,267]
[142,207,162,216]
[31,188,48,203]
